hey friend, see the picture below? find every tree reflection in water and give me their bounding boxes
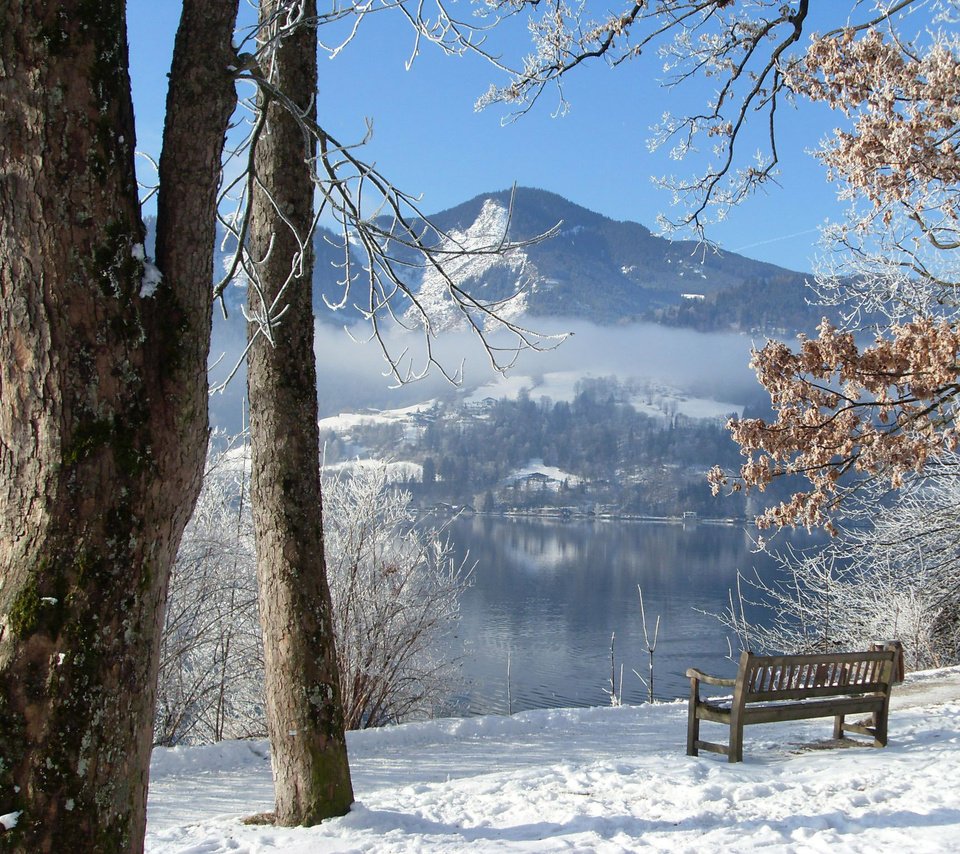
[444,516,817,716]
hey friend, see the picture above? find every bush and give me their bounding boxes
[721,464,960,672]
[324,464,471,728]
[156,447,470,744]
[155,441,263,746]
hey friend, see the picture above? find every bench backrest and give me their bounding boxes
[736,649,896,703]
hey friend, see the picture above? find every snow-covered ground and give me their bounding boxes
[318,403,436,434]
[147,667,960,852]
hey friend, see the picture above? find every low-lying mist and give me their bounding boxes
[208,314,774,434]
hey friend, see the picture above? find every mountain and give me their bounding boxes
[148,190,824,426]
[313,187,817,333]
[150,188,817,335]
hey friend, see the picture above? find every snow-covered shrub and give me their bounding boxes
[155,440,264,746]
[324,464,471,728]
[722,465,960,671]
[156,447,469,744]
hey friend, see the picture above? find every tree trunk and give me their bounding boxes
[0,2,237,850]
[246,0,355,825]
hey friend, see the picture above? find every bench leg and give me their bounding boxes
[728,710,744,763]
[873,706,889,748]
[728,725,743,763]
[687,694,700,756]
[833,714,844,740]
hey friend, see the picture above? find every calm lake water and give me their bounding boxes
[445,515,811,716]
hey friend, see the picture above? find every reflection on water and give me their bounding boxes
[445,516,812,716]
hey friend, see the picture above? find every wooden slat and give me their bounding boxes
[741,695,885,726]
[745,682,888,703]
[748,650,893,667]
[697,705,736,724]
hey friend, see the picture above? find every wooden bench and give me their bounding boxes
[686,648,898,763]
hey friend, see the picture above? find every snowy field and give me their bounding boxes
[317,403,436,434]
[147,667,960,853]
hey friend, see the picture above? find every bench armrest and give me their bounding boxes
[686,668,736,687]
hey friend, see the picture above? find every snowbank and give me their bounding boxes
[147,667,960,852]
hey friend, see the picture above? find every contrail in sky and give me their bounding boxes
[733,227,821,252]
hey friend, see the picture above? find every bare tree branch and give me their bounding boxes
[211,3,570,391]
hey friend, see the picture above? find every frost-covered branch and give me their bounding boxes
[212,0,565,392]
[708,317,960,530]
[156,435,263,746]
[477,1,949,238]
[795,21,960,327]
[706,8,960,529]
[715,462,960,670]
[158,450,473,742]
[477,0,818,237]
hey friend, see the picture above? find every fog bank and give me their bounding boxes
[208,314,771,433]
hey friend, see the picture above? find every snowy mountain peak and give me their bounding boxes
[416,187,812,327]
[406,198,536,332]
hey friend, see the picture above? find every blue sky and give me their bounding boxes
[127,2,849,274]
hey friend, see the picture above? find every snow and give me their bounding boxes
[133,243,164,298]
[532,371,591,403]
[324,458,423,483]
[409,199,531,331]
[655,396,742,421]
[464,373,536,403]
[628,389,742,422]
[146,667,960,852]
[464,370,585,406]
[318,403,435,433]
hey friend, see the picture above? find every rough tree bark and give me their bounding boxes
[0,2,238,850]
[246,0,355,825]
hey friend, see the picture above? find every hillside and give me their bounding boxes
[417,187,813,326]
[152,188,826,427]
[151,188,819,336]
[200,187,818,334]
[317,375,798,520]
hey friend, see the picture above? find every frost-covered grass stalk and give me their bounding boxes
[634,586,660,704]
[157,446,471,743]
[606,632,623,708]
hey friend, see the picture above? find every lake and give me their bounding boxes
[444,515,810,716]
